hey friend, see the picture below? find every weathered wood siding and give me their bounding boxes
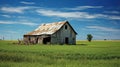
[51,23,76,44]
[24,35,36,43]
[24,35,43,44]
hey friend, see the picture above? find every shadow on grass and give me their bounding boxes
[76,44,87,46]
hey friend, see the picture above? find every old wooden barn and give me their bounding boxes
[23,21,77,44]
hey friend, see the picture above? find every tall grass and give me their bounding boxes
[0,40,120,67]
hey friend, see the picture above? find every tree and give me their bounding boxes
[87,34,93,42]
[104,39,107,41]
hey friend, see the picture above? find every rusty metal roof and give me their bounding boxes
[25,21,67,35]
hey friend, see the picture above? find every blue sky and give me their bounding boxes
[0,0,120,40]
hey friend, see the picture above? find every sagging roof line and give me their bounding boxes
[24,20,77,35]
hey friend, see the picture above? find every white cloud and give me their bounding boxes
[104,11,120,14]
[103,11,120,20]
[0,6,32,13]
[36,9,105,19]
[20,1,35,5]
[20,22,38,26]
[108,16,120,20]
[0,21,15,24]
[0,21,38,26]
[64,6,103,10]
[86,26,120,32]
[36,7,120,20]
[1,15,11,18]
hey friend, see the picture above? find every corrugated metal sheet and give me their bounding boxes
[25,21,66,35]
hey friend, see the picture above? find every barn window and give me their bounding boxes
[65,25,67,29]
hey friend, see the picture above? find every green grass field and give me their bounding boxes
[0,40,120,67]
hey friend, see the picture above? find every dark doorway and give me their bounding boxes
[43,37,51,44]
[65,37,69,44]
[28,37,31,42]
[36,37,39,43]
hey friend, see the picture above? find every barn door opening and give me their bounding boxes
[36,37,39,43]
[65,37,69,44]
[43,37,51,44]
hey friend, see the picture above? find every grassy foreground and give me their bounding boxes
[0,40,120,67]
